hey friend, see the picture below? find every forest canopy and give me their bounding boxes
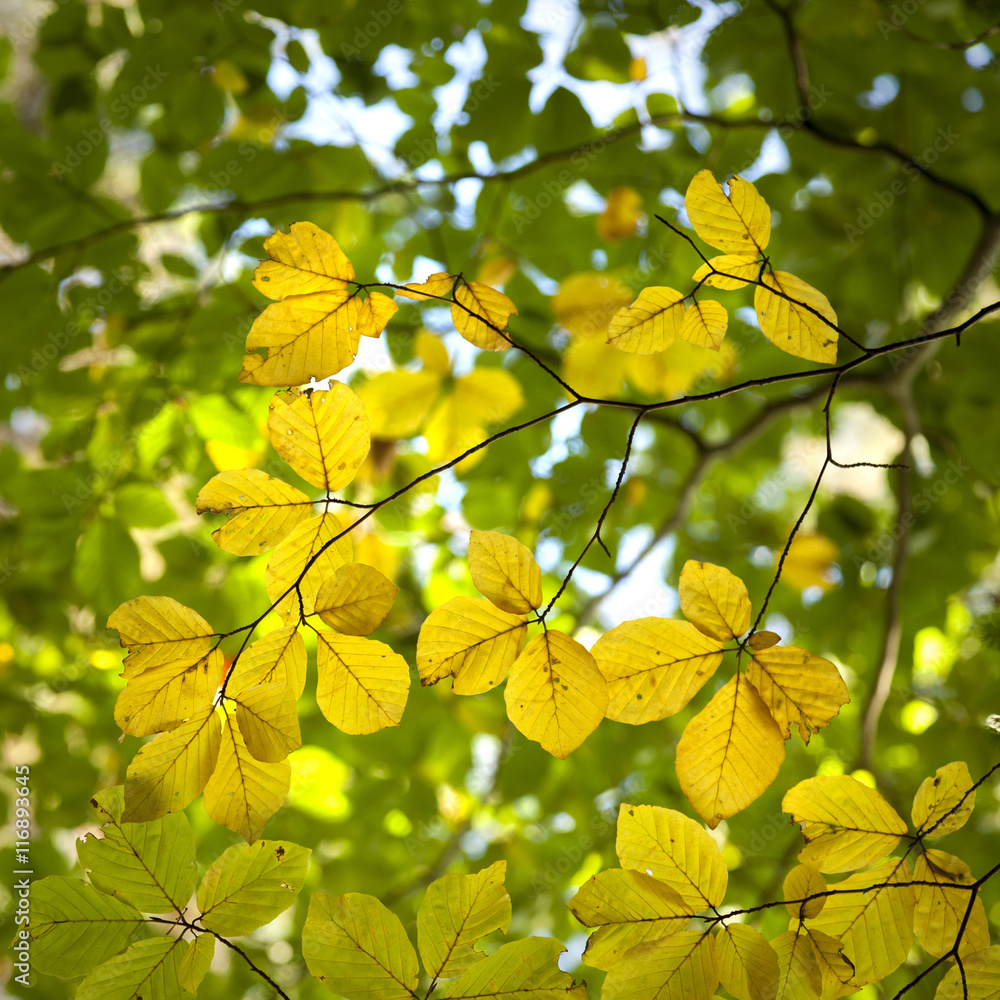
[2,1,1000,999]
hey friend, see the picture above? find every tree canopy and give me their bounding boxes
[2,1,1000,999]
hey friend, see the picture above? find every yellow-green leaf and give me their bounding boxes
[198,840,311,936]
[693,254,760,290]
[396,271,456,300]
[232,679,301,762]
[754,271,838,365]
[240,289,362,386]
[606,286,686,354]
[679,560,751,641]
[115,649,225,737]
[679,298,728,350]
[203,710,290,842]
[229,625,307,700]
[601,930,719,1000]
[504,630,608,759]
[178,934,215,993]
[591,618,724,724]
[452,280,517,352]
[265,513,353,621]
[804,860,915,985]
[748,631,781,651]
[935,945,1000,999]
[570,869,691,971]
[107,596,213,678]
[783,865,827,921]
[552,272,634,339]
[746,645,849,743]
[468,530,543,614]
[452,367,524,427]
[315,631,410,734]
[417,596,528,694]
[314,563,399,636]
[303,891,419,1000]
[770,931,821,1000]
[676,672,785,828]
[196,469,312,555]
[123,706,221,822]
[417,860,511,979]
[77,936,187,1000]
[440,937,587,999]
[253,222,354,299]
[615,803,728,910]
[912,761,976,837]
[715,923,780,1000]
[913,850,990,958]
[781,775,907,873]
[685,171,771,254]
[359,370,442,438]
[799,928,858,999]
[267,383,370,491]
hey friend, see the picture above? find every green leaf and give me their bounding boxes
[439,937,587,999]
[77,936,188,1000]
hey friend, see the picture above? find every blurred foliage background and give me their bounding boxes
[1,0,1000,996]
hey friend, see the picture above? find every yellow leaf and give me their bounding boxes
[232,679,301,763]
[716,923,780,1000]
[123,706,221,822]
[564,334,630,396]
[783,865,827,921]
[476,255,517,288]
[252,222,355,300]
[679,298,728,350]
[591,618,724,724]
[754,271,838,365]
[453,368,525,427]
[211,60,248,94]
[693,254,760,290]
[629,56,647,82]
[598,186,644,242]
[746,645,849,743]
[417,596,527,694]
[570,869,691,972]
[115,649,225,737]
[303,892,419,1000]
[748,631,781,651]
[196,468,312,555]
[359,370,441,438]
[240,289,362,386]
[804,860,915,984]
[107,596,214,678]
[781,775,908,873]
[416,860,511,979]
[780,534,839,592]
[607,286,686,354]
[424,394,488,468]
[353,531,402,584]
[685,170,771,254]
[626,339,737,398]
[676,672,785,828]
[416,329,452,375]
[267,383,370,492]
[914,850,990,959]
[357,290,398,339]
[395,271,456,300]
[504,631,608,759]
[770,931,821,1000]
[935,945,1000,999]
[615,803,728,910]
[439,937,587,999]
[265,513,353,621]
[679,561,752,641]
[468,530,542,614]
[552,272,634,339]
[314,563,399,636]
[315,631,410,734]
[203,709,290,843]
[229,626,307,700]
[911,761,976,837]
[799,928,858,999]
[452,280,517,352]
[601,931,719,1000]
